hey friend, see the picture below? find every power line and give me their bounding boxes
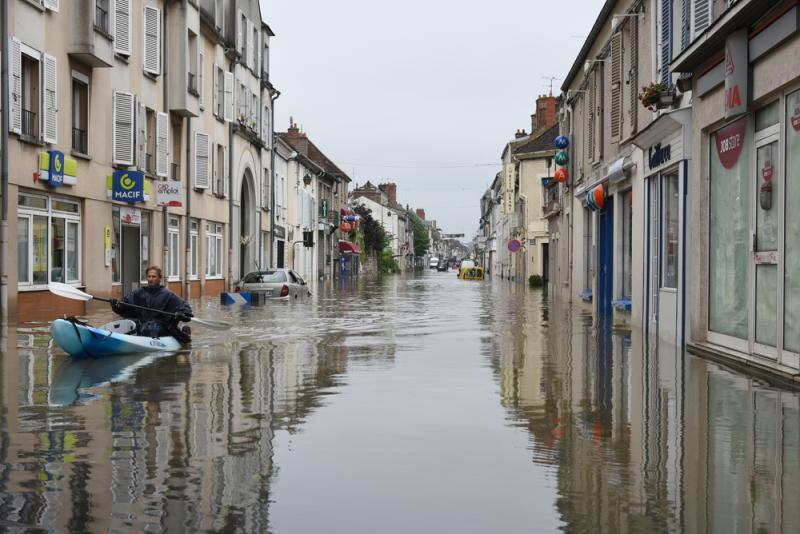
[340,161,500,170]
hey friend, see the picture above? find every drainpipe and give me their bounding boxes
[227,61,237,290]
[184,117,191,298]
[1,0,8,326]
[269,90,280,267]
[162,1,169,276]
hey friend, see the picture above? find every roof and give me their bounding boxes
[513,125,560,156]
[276,132,352,182]
[560,0,617,91]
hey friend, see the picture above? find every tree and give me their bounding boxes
[352,204,386,253]
[407,210,430,257]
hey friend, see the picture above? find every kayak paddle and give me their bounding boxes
[48,282,232,331]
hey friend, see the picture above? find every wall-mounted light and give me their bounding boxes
[303,174,312,186]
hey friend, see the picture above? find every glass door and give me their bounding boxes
[752,134,780,358]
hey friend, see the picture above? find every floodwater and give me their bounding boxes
[1,272,799,533]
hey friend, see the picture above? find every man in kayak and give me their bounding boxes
[110,265,193,343]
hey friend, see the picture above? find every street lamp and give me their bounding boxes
[303,174,312,187]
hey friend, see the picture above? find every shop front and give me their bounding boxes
[108,171,152,298]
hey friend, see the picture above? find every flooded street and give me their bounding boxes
[2,272,799,533]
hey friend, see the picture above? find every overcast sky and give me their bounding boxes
[260,0,601,239]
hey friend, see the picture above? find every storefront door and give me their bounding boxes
[121,225,140,295]
[752,131,780,359]
[598,197,614,321]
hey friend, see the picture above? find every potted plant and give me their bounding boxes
[639,82,674,111]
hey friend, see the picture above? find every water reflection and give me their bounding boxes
[0,274,798,532]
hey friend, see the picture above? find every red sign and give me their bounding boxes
[724,29,748,119]
[715,117,747,170]
[507,239,522,253]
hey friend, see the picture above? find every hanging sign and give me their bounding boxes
[104,227,112,267]
[156,181,183,207]
[507,239,522,253]
[38,151,77,186]
[715,116,747,170]
[112,171,145,203]
[724,28,749,119]
[120,206,142,225]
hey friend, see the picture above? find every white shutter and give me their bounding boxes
[143,6,160,75]
[262,105,268,142]
[42,54,58,144]
[136,102,146,170]
[112,90,135,166]
[194,132,209,188]
[254,30,260,76]
[212,63,219,116]
[156,112,169,177]
[247,20,254,69]
[236,10,243,55]
[223,145,229,198]
[198,51,204,107]
[212,144,219,195]
[224,71,234,122]
[692,0,712,39]
[9,37,21,134]
[610,33,622,142]
[44,0,59,12]
[114,0,131,56]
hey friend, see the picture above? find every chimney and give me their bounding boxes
[530,114,537,136]
[286,120,308,155]
[379,182,397,208]
[534,94,558,134]
[416,208,426,220]
[514,129,527,139]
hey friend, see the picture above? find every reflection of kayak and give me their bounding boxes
[51,318,182,358]
[50,352,159,405]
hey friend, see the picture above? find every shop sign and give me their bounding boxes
[156,181,183,207]
[715,117,747,169]
[541,176,554,187]
[120,206,141,225]
[112,171,145,203]
[38,151,77,186]
[48,150,64,186]
[648,143,672,170]
[724,29,749,119]
[791,92,800,133]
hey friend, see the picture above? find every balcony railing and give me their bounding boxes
[170,162,179,181]
[22,109,37,138]
[187,72,198,96]
[72,127,87,154]
[95,5,109,34]
[145,152,155,175]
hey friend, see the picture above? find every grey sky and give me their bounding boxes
[260,0,600,238]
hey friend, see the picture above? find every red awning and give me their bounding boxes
[339,240,361,254]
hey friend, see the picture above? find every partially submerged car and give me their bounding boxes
[235,269,311,299]
[458,266,485,281]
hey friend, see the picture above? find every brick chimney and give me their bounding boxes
[416,208,426,220]
[534,94,558,135]
[514,129,527,139]
[378,182,397,207]
[286,120,308,156]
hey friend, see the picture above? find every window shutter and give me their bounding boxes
[114,0,132,56]
[112,90,135,166]
[247,20,254,68]
[212,63,219,116]
[199,51,204,107]
[194,132,210,189]
[44,0,59,12]
[156,112,169,177]
[236,10,243,55]
[9,37,21,134]
[262,105,268,142]
[594,69,602,161]
[136,102,146,170]
[630,15,639,132]
[42,54,58,144]
[143,6,160,75]
[254,31,260,76]
[610,33,622,143]
[588,73,595,163]
[661,0,672,86]
[212,144,219,195]
[223,145,230,198]
[692,0,712,39]
[224,71,234,122]
[681,0,690,50]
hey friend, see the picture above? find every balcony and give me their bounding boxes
[67,1,114,68]
[167,2,200,117]
[22,109,37,138]
[72,127,87,154]
[187,72,199,96]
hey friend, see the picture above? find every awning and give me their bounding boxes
[339,240,361,254]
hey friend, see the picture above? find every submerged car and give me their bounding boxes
[458,266,485,281]
[235,269,311,299]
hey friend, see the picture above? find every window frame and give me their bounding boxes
[167,216,180,281]
[661,170,680,289]
[205,222,224,279]
[189,219,199,280]
[71,71,90,155]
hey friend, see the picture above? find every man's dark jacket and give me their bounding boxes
[111,284,193,341]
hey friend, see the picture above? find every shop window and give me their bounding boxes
[205,222,223,278]
[662,172,679,288]
[784,90,800,353]
[189,219,199,279]
[709,116,750,339]
[168,217,180,280]
[583,209,593,293]
[621,190,633,298]
[755,100,779,131]
[17,192,81,287]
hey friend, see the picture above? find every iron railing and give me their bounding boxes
[145,153,155,175]
[72,127,87,153]
[22,109,37,137]
[170,162,179,181]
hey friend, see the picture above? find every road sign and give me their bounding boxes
[508,239,522,253]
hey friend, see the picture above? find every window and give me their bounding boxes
[239,12,247,57]
[72,73,89,154]
[214,65,224,118]
[583,209,593,292]
[205,222,223,278]
[189,219,199,279]
[168,217,180,280]
[785,90,800,353]
[188,31,198,95]
[214,144,228,197]
[95,0,110,34]
[18,192,80,286]
[20,49,40,138]
[215,0,224,30]
[621,190,633,298]
[194,132,210,189]
[198,50,204,108]
[662,172,679,288]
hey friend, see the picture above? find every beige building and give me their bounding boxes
[3,0,275,322]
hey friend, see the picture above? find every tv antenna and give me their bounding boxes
[542,76,560,96]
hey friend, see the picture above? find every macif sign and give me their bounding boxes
[112,170,145,203]
[724,28,748,120]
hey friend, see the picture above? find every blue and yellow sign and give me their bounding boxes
[38,151,77,186]
[112,170,145,203]
[49,150,65,186]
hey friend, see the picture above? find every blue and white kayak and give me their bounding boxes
[51,318,183,358]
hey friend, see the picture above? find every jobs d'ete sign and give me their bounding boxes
[725,29,748,120]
